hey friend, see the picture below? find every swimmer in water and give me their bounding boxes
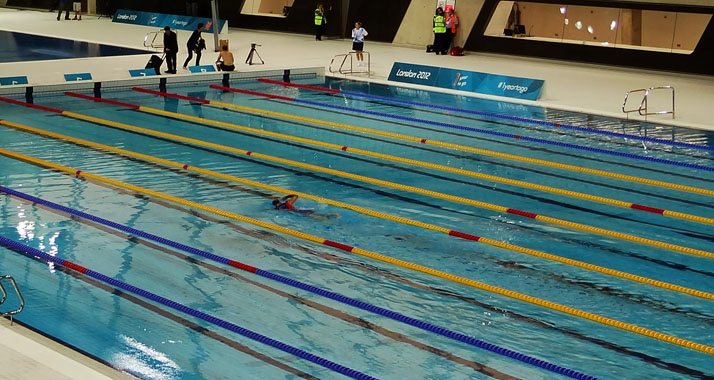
[272,194,340,220]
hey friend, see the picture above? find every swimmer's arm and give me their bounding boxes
[281,194,298,209]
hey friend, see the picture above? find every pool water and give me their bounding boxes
[0,74,713,379]
[0,30,150,63]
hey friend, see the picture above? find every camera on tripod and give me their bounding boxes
[246,42,264,65]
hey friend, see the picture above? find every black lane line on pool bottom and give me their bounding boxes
[310,90,714,162]
[212,104,714,211]
[0,193,524,380]
[2,181,706,378]
[277,99,714,185]
[10,115,714,280]
[6,116,714,286]
[143,109,714,245]
[0,244,318,379]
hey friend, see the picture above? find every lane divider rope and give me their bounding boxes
[3,119,711,301]
[0,235,377,380]
[129,87,714,227]
[208,84,714,173]
[49,92,714,260]
[259,78,714,154]
[0,186,598,380]
[205,86,714,198]
[0,147,712,356]
[4,93,712,199]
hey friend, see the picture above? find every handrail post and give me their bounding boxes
[0,275,24,326]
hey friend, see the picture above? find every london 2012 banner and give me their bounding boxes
[388,62,544,101]
[112,10,227,33]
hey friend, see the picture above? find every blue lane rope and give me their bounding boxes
[283,98,714,173]
[0,185,598,380]
[0,234,376,380]
[339,90,714,153]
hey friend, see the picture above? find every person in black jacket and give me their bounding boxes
[183,23,204,70]
[163,26,179,74]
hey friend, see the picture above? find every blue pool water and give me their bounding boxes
[0,30,150,63]
[0,74,713,379]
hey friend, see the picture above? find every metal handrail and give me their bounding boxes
[622,86,675,120]
[328,51,370,76]
[143,31,163,51]
[0,275,24,325]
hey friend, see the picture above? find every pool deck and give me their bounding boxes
[0,5,713,379]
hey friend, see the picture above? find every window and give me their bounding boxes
[485,1,712,54]
[240,0,295,18]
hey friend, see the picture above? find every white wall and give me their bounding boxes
[393,0,485,47]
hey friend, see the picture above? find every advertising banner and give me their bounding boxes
[388,62,544,101]
[112,10,227,33]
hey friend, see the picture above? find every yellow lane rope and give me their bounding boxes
[128,95,714,226]
[197,95,714,198]
[0,146,712,355]
[55,109,714,260]
[3,119,712,301]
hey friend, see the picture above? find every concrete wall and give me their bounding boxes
[0,0,7,6]
[393,0,437,46]
[393,0,485,47]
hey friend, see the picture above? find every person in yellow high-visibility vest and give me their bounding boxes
[432,7,447,55]
[315,3,327,41]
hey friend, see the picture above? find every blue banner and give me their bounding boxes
[0,76,28,86]
[64,73,93,82]
[388,62,544,101]
[112,9,226,33]
[188,65,216,73]
[129,68,158,77]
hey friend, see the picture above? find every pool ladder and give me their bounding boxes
[0,275,24,325]
[143,31,164,51]
[622,85,675,120]
[329,51,370,76]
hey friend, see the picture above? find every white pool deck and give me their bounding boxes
[0,5,713,379]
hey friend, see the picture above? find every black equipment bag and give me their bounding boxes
[145,54,165,75]
[426,44,434,53]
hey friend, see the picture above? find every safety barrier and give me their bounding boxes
[0,235,375,380]
[3,118,711,302]
[259,78,712,154]
[0,186,597,379]
[209,84,714,174]
[130,87,714,227]
[0,148,712,356]
[53,91,714,260]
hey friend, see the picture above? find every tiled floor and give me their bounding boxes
[0,5,713,379]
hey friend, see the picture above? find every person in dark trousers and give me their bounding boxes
[183,23,204,69]
[57,0,70,21]
[314,3,326,41]
[163,26,179,74]
[432,7,446,55]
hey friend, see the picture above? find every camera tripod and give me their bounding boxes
[245,43,264,65]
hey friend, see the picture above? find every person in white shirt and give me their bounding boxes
[351,22,368,66]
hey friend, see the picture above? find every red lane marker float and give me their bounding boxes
[228,260,259,273]
[132,87,211,104]
[630,204,666,214]
[65,92,141,109]
[209,85,294,101]
[63,260,88,273]
[258,78,340,94]
[506,209,538,219]
[0,96,63,113]
[448,230,481,241]
[323,240,355,252]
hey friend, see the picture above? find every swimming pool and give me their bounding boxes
[0,30,150,63]
[0,72,713,379]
